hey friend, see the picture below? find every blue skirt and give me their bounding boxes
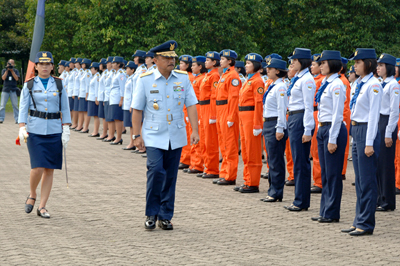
[69,97,74,111]
[104,101,114,122]
[87,101,99,117]
[123,110,132,127]
[110,104,123,121]
[27,133,62,169]
[78,98,88,112]
[98,101,105,118]
[73,97,79,111]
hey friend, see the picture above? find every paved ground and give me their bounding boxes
[0,112,400,266]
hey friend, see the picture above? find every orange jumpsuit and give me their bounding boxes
[216,66,242,181]
[199,68,220,175]
[180,72,196,166]
[311,74,324,188]
[189,73,206,171]
[340,75,351,176]
[239,72,264,186]
[285,134,294,181]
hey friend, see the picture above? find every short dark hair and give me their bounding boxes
[259,68,267,76]
[276,69,288,78]
[298,58,312,71]
[228,59,236,67]
[92,67,99,72]
[386,64,395,77]
[327,60,343,74]
[341,63,347,74]
[363,59,377,74]
[182,61,192,73]
[251,61,262,72]
[138,58,145,64]
[395,66,400,78]
[212,59,220,67]
[118,63,124,68]
[195,62,207,74]
[81,63,88,70]
[237,67,246,76]
[127,66,137,71]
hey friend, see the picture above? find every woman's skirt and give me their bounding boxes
[68,97,74,111]
[78,98,88,112]
[27,133,62,169]
[87,101,99,117]
[110,104,123,121]
[73,97,79,111]
[123,110,132,127]
[98,101,105,119]
[104,101,114,122]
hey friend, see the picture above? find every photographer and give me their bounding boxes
[0,59,20,123]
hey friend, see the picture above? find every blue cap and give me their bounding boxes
[149,40,178,58]
[106,56,114,63]
[288,48,312,60]
[265,53,282,63]
[113,56,124,63]
[220,49,238,59]
[82,58,92,65]
[193,56,206,63]
[76,58,83,64]
[132,50,147,58]
[58,60,66,66]
[175,65,180,70]
[267,58,288,71]
[235,61,245,68]
[347,65,355,74]
[205,51,220,60]
[69,57,76,63]
[123,60,127,65]
[245,53,263,63]
[126,61,138,69]
[348,48,376,60]
[312,54,321,62]
[145,51,154,58]
[179,55,192,63]
[35,51,54,63]
[100,58,107,65]
[89,62,100,69]
[377,53,396,66]
[316,50,342,62]
[65,61,71,67]
[262,62,267,68]
[396,58,400,67]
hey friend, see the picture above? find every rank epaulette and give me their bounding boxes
[173,70,188,75]
[140,71,153,78]
[52,75,62,80]
[25,76,35,83]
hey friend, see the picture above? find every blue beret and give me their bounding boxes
[220,49,238,59]
[75,58,83,64]
[205,51,221,60]
[262,62,267,68]
[123,60,127,65]
[35,51,54,64]
[82,58,92,65]
[245,53,263,63]
[149,40,178,58]
[317,50,342,62]
[113,56,124,63]
[89,62,100,69]
[65,61,71,66]
[312,54,321,62]
[265,53,282,62]
[69,57,76,63]
[193,56,206,63]
[106,56,114,63]
[175,65,180,70]
[397,59,400,67]
[288,48,312,60]
[132,50,147,58]
[179,55,193,63]
[348,48,376,60]
[58,60,66,66]
[126,61,138,69]
[99,58,107,65]
[377,53,396,66]
[267,58,288,71]
[341,57,348,65]
[235,61,245,68]
[347,65,355,74]
[146,51,155,58]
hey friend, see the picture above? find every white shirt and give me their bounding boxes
[317,73,346,144]
[130,64,148,109]
[104,69,116,102]
[288,68,316,136]
[263,78,287,133]
[79,69,92,98]
[380,76,400,138]
[109,69,126,105]
[97,69,109,102]
[73,68,84,96]
[123,74,134,110]
[88,72,100,101]
[351,72,382,146]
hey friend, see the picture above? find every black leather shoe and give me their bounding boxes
[141,154,147,158]
[311,216,322,221]
[158,219,173,230]
[217,179,236,185]
[123,146,136,150]
[144,216,157,230]
[310,186,322,193]
[203,174,219,179]
[376,206,394,211]
[37,207,50,218]
[318,217,339,223]
[122,129,127,134]
[96,135,108,140]
[74,127,83,131]
[262,159,267,164]
[186,169,203,174]
[233,185,245,192]
[341,227,356,233]
[261,171,269,179]
[352,182,355,186]
[196,173,204,178]
[110,139,123,145]
[239,185,259,193]
[25,195,36,213]
[88,133,100,137]
[103,137,116,142]
[213,178,224,184]
[178,163,189,169]
[396,188,400,195]
[262,196,282,202]
[183,168,190,173]
[284,205,308,211]
[134,150,146,154]
[285,180,295,186]
[79,129,89,133]
[349,229,373,236]
[342,174,346,180]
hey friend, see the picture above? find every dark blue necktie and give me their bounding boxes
[287,76,299,96]
[263,84,275,105]
[382,82,387,88]
[314,81,330,105]
[349,81,365,110]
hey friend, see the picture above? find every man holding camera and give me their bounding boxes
[0,59,20,123]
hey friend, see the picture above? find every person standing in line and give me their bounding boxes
[122,61,137,150]
[103,56,117,142]
[67,58,77,128]
[95,58,108,139]
[87,62,101,137]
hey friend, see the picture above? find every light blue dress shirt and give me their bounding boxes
[123,74,134,110]
[104,69,116,102]
[67,69,76,97]
[380,76,400,138]
[97,69,108,102]
[73,68,84,97]
[88,72,100,101]
[109,69,126,105]
[78,69,92,98]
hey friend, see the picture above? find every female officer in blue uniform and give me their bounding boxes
[109,56,126,145]
[72,58,83,129]
[376,53,399,211]
[103,57,117,142]
[342,48,382,236]
[96,58,108,139]
[87,62,101,137]
[77,58,92,133]
[310,51,347,223]
[19,51,71,218]
[284,48,316,211]
[122,61,137,150]
[67,58,76,123]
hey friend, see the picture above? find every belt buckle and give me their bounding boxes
[319,122,322,127]
[351,121,356,126]
[166,114,173,122]
[263,118,265,122]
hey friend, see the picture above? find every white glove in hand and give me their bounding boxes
[185,117,189,123]
[198,119,201,125]
[209,119,216,124]
[253,129,262,136]
[62,125,70,148]
[19,127,29,143]
[227,121,234,127]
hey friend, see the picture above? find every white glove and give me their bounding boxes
[343,121,347,126]
[62,125,70,148]
[227,121,234,127]
[209,119,216,124]
[185,117,189,123]
[253,129,262,136]
[19,127,29,143]
[198,119,201,125]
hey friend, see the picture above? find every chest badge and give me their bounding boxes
[174,82,182,86]
[152,84,157,87]
[53,93,57,96]
[153,100,159,110]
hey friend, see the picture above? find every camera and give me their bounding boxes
[6,62,13,69]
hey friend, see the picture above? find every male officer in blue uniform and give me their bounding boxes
[131,40,199,230]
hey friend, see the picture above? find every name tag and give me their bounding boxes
[9,76,12,81]
[150,90,159,94]
[33,90,42,93]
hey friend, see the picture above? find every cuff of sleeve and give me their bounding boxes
[328,137,337,145]
[276,127,284,134]
[385,131,392,139]
[304,129,312,136]
[210,116,217,120]
[253,125,262,130]
[366,139,374,146]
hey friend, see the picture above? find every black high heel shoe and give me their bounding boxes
[79,129,89,133]
[110,139,123,145]
[88,133,100,137]
[122,146,136,150]
[102,137,116,142]
[96,135,108,140]
[25,195,36,213]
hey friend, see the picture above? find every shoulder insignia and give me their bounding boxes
[25,76,36,83]
[232,79,240,87]
[52,76,62,80]
[173,70,188,75]
[257,87,264,94]
[140,71,154,78]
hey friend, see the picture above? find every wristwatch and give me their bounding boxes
[132,134,141,140]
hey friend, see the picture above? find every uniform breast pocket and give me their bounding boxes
[145,121,159,132]
[173,92,186,102]
[148,95,163,111]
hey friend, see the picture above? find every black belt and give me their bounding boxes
[351,120,367,126]
[318,122,332,127]
[216,100,228,106]
[198,100,210,105]
[30,110,61,120]
[239,106,255,111]
[264,117,278,121]
[314,106,318,112]
[287,109,305,116]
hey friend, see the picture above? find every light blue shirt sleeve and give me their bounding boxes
[386,81,400,138]
[328,81,345,145]
[131,77,146,111]
[18,83,29,124]
[366,83,382,146]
